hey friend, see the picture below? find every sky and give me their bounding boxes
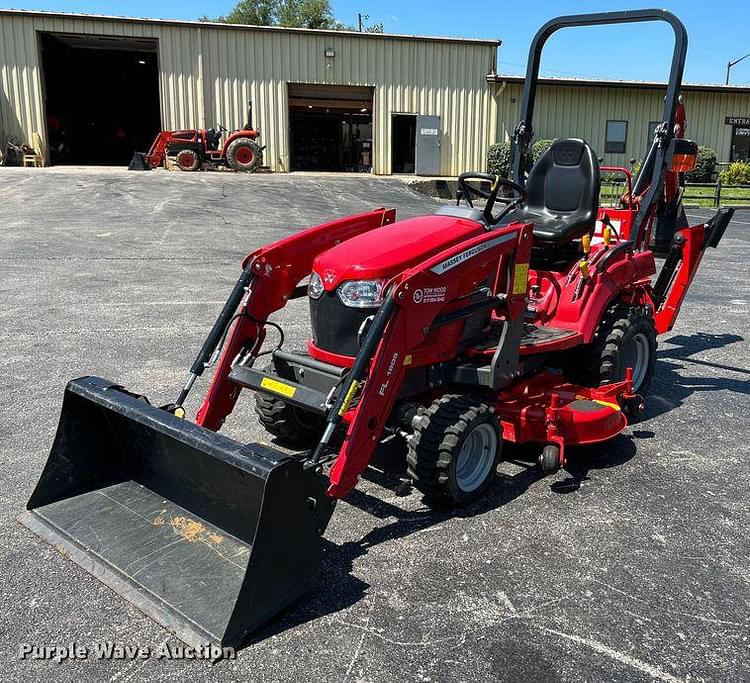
[4,0,749,85]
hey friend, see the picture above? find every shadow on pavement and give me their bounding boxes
[550,436,636,494]
[244,332,745,648]
[645,332,748,420]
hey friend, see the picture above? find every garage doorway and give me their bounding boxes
[288,83,374,172]
[391,114,416,173]
[40,32,160,165]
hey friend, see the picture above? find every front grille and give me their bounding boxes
[309,292,375,357]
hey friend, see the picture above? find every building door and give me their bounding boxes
[415,115,441,176]
[391,114,416,173]
[40,32,160,165]
[731,125,750,162]
[288,83,373,172]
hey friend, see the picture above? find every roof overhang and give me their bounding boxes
[0,8,501,47]
[486,73,750,94]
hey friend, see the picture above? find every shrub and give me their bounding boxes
[720,160,750,186]
[532,138,555,163]
[685,145,716,183]
[487,138,555,177]
[487,141,512,177]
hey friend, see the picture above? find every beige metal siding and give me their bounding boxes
[0,11,497,174]
[495,81,750,165]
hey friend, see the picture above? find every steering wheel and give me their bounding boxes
[457,172,527,225]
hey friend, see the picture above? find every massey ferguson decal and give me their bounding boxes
[429,232,516,274]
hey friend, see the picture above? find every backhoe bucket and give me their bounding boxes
[20,377,333,650]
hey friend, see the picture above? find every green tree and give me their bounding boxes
[206,0,384,31]
[277,0,335,29]
[214,0,278,24]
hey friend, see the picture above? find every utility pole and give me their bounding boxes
[358,13,368,32]
[726,50,750,84]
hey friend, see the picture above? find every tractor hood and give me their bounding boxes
[312,214,484,291]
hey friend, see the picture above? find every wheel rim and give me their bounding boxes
[455,423,498,493]
[235,146,254,165]
[622,332,650,391]
[177,152,196,169]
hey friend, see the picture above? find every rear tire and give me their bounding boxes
[175,149,200,171]
[254,369,324,448]
[407,395,501,506]
[226,138,261,172]
[565,303,657,394]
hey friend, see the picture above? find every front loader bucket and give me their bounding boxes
[20,377,333,650]
[128,151,150,170]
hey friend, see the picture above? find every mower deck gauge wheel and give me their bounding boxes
[538,444,561,474]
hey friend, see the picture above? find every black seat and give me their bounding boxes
[500,138,600,245]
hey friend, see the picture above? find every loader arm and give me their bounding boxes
[327,222,533,498]
[196,208,395,430]
[145,131,172,169]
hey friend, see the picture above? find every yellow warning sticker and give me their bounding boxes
[338,380,360,416]
[593,399,621,411]
[575,395,621,411]
[403,354,413,366]
[513,263,529,294]
[260,377,296,398]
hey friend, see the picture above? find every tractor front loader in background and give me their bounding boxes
[22,9,732,652]
[130,104,264,172]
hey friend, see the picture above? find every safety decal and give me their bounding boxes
[512,263,529,294]
[260,377,297,398]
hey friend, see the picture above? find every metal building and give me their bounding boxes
[491,76,750,166]
[0,9,498,174]
[3,9,750,175]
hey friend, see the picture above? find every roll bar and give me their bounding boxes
[509,9,688,185]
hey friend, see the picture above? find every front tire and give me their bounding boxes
[567,303,657,394]
[226,137,262,172]
[175,148,200,171]
[254,369,324,448]
[407,395,501,506]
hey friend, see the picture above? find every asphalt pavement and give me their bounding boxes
[1,167,748,682]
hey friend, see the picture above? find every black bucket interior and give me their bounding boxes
[21,377,332,649]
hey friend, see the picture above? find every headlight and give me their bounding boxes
[337,279,385,308]
[308,271,324,299]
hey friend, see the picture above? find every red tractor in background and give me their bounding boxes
[130,105,264,172]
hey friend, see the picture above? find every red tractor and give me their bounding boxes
[24,10,733,652]
[131,110,264,172]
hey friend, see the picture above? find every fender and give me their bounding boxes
[222,129,260,154]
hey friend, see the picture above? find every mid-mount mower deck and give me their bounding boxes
[22,9,733,652]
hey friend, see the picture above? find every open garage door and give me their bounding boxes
[288,84,373,172]
[40,32,160,166]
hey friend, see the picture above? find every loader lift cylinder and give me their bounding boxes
[175,267,254,408]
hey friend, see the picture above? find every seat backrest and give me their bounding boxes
[525,138,600,233]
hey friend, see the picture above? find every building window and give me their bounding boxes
[605,120,628,154]
[647,121,661,144]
